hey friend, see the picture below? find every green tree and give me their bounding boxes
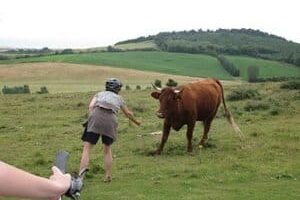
[166,79,178,87]
[154,79,162,88]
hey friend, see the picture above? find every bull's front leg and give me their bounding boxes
[154,121,171,155]
[186,121,196,152]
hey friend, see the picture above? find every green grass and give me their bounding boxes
[226,55,300,79]
[2,51,299,81]
[0,51,234,80]
[0,62,209,94]
[0,82,299,200]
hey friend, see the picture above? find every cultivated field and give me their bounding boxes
[1,51,299,81]
[0,51,232,80]
[226,55,300,79]
[0,62,210,93]
[0,63,299,199]
[114,41,158,50]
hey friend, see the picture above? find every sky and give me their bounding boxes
[0,0,299,49]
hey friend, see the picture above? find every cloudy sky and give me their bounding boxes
[0,0,299,48]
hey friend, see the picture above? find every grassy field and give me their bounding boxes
[226,55,300,79]
[0,77,299,199]
[1,51,299,81]
[114,41,158,50]
[0,51,235,80]
[0,62,215,93]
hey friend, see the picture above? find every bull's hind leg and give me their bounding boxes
[199,119,212,146]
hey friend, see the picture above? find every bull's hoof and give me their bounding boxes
[198,142,216,149]
[187,147,193,153]
[148,150,161,156]
[198,139,206,146]
[198,141,207,149]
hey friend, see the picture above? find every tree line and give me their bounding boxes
[118,29,300,67]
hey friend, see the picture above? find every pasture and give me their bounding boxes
[0,51,233,80]
[0,63,205,93]
[2,51,299,81]
[114,41,158,50]
[226,55,300,79]
[0,63,299,199]
[0,51,244,80]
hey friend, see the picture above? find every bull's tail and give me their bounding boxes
[215,79,244,139]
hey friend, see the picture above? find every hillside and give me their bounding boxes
[115,29,300,66]
[0,51,233,80]
[0,51,299,81]
[0,62,205,93]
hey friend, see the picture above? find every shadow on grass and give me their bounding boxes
[133,141,217,157]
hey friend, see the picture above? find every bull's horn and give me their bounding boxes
[151,83,162,91]
[174,89,181,93]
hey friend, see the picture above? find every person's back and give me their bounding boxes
[94,90,124,113]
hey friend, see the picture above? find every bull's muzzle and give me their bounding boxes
[156,112,165,118]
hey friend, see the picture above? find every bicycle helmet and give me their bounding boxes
[105,78,123,93]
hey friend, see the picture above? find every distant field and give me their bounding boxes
[1,51,299,81]
[226,56,300,79]
[0,63,211,93]
[114,41,158,50]
[0,51,234,80]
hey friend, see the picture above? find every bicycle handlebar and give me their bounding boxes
[54,150,88,200]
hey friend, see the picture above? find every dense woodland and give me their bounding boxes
[116,29,300,67]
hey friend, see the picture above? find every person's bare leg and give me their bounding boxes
[103,144,112,182]
[79,142,93,178]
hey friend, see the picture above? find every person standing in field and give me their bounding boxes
[79,78,141,182]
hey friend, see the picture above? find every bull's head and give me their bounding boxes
[151,86,182,119]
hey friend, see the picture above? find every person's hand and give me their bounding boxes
[49,166,71,199]
[135,120,141,126]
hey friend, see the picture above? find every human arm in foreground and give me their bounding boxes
[0,161,71,200]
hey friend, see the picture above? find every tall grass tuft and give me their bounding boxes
[280,80,300,90]
[227,88,260,101]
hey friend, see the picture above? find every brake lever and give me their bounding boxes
[66,168,89,200]
[54,150,88,200]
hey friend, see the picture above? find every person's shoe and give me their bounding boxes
[103,175,112,183]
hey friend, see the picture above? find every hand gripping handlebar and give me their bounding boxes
[54,150,88,200]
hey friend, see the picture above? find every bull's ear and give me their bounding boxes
[151,91,161,99]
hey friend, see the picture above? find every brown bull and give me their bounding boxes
[151,78,242,155]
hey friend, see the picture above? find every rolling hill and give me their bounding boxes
[0,62,206,93]
[1,29,300,82]
[1,51,299,81]
[115,28,300,67]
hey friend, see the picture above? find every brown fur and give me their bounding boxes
[151,78,242,155]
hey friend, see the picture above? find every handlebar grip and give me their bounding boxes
[54,150,69,174]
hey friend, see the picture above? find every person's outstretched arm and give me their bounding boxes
[0,161,71,200]
[121,105,141,126]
